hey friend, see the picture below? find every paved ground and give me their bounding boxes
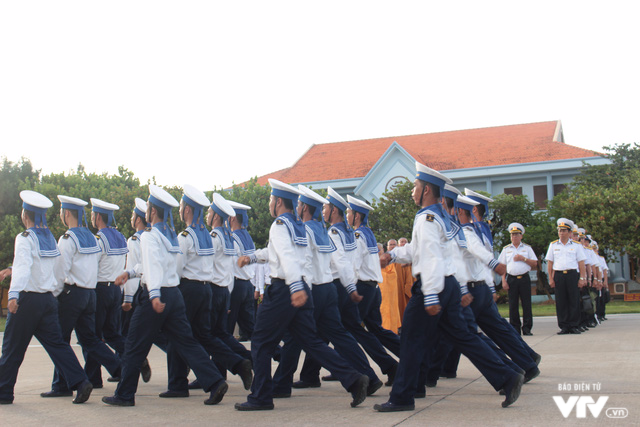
[1,314,638,426]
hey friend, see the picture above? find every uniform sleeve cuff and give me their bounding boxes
[123,295,134,303]
[8,291,19,300]
[249,254,258,264]
[424,294,440,307]
[488,283,496,293]
[148,289,161,300]
[460,284,469,296]
[346,283,358,294]
[289,280,305,294]
[488,259,499,270]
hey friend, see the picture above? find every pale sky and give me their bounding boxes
[1,1,638,190]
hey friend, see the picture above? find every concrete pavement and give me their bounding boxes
[1,314,639,426]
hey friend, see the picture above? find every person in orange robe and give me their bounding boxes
[378,242,401,333]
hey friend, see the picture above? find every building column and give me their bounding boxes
[547,174,554,201]
[486,179,493,195]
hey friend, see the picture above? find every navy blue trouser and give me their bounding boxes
[115,287,225,402]
[506,274,533,334]
[0,292,88,402]
[167,279,245,391]
[85,282,126,386]
[554,270,580,329]
[227,278,255,338]
[248,279,361,406]
[52,285,121,392]
[272,282,379,394]
[468,283,536,372]
[390,277,515,406]
[120,286,168,352]
[358,283,401,357]
[210,284,252,362]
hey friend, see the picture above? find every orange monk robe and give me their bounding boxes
[397,263,413,322]
[380,264,402,333]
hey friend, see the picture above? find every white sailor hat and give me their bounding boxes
[347,195,373,214]
[269,178,301,205]
[90,198,120,226]
[508,222,525,234]
[443,184,462,200]
[58,195,90,226]
[464,188,494,207]
[572,223,579,233]
[415,161,452,191]
[149,184,179,209]
[182,184,210,208]
[326,187,349,212]
[298,185,328,220]
[21,190,53,227]
[577,227,586,237]
[134,197,147,218]
[228,200,252,227]
[591,240,598,249]
[210,192,236,220]
[556,217,572,230]
[455,195,479,211]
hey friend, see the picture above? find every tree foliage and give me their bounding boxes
[369,180,418,245]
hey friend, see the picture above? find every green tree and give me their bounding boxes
[369,180,418,246]
[220,178,273,248]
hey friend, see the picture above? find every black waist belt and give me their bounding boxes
[358,280,378,287]
[506,273,528,280]
[555,270,576,274]
[467,281,485,289]
[180,278,211,285]
[97,281,115,286]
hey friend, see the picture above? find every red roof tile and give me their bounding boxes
[255,121,599,185]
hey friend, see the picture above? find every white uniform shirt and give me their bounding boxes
[253,262,270,295]
[176,231,214,282]
[54,232,100,295]
[461,226,500,291]
[327,225,358,294]
[139,227,180,300]
[303,224,334,286]
[252,217,306,294]
[545,239,587,271]
[449,238,470,292]
[96,234,127,282]
[498,242,537,276]
[353,230,384,283]
[210,229,234,287]
[124,233,143,303]
[8,231,59,299]
[232,239,256,282]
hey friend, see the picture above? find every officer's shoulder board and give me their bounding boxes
[355,231,361,238]
[145,227,152,232]
[550,239,558,244]
[131,235,138,241]
[96,234,101,240]
[276,219,284,225]
[181,230,189,237]
[572,239,581,244]
[63,233,71,239]
[331,228,338,234]
[425,213,435,222]
[21,230,30,237]
[503,243,513,250]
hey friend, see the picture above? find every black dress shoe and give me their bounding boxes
[524,367,540,383]
[141,358,152,383]
[159,390,189,398]
[322,374,338,381]
[235,401,274,411]
[102,395,135,406]
[570,328,582,334]
[374,401,415,412]
[523,331,533,336]
[92,383,103,389]
[204,382,229,405]
[367,379,383,396]
[499,389,505,396]
[557,329,570,335]
[188,379,201,390]
[502,373,524,408]
[236,359,253,390]
[272,392,291,398]
[385,364,398,386]
[41,390,73,398]
[292,380,321,389]
[349,375,369,407]
[0,399,12,404]
[73,381,93,404]
[107,376,120,383]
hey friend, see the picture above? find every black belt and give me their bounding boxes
[358,280,378,287]
[467,281,485,289]
[506,273,528,280]
[555,270,576,274]
[180,278,212,285]
[97,281,115,286]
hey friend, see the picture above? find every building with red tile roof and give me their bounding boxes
[254,120,607,208]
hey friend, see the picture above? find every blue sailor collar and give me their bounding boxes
[304,220,336,253]
[448,214,467,249]
[66,227,101,254]
[211,226,237,255]
[185,225,214,256]
[98,228,129,256]
[355,225,379,254]
[232,229,256,255]
[25,228,60,258]
[275,212,307,247]
[153,223,181,254]
[417,203,456,241]
[329,221,356,251]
